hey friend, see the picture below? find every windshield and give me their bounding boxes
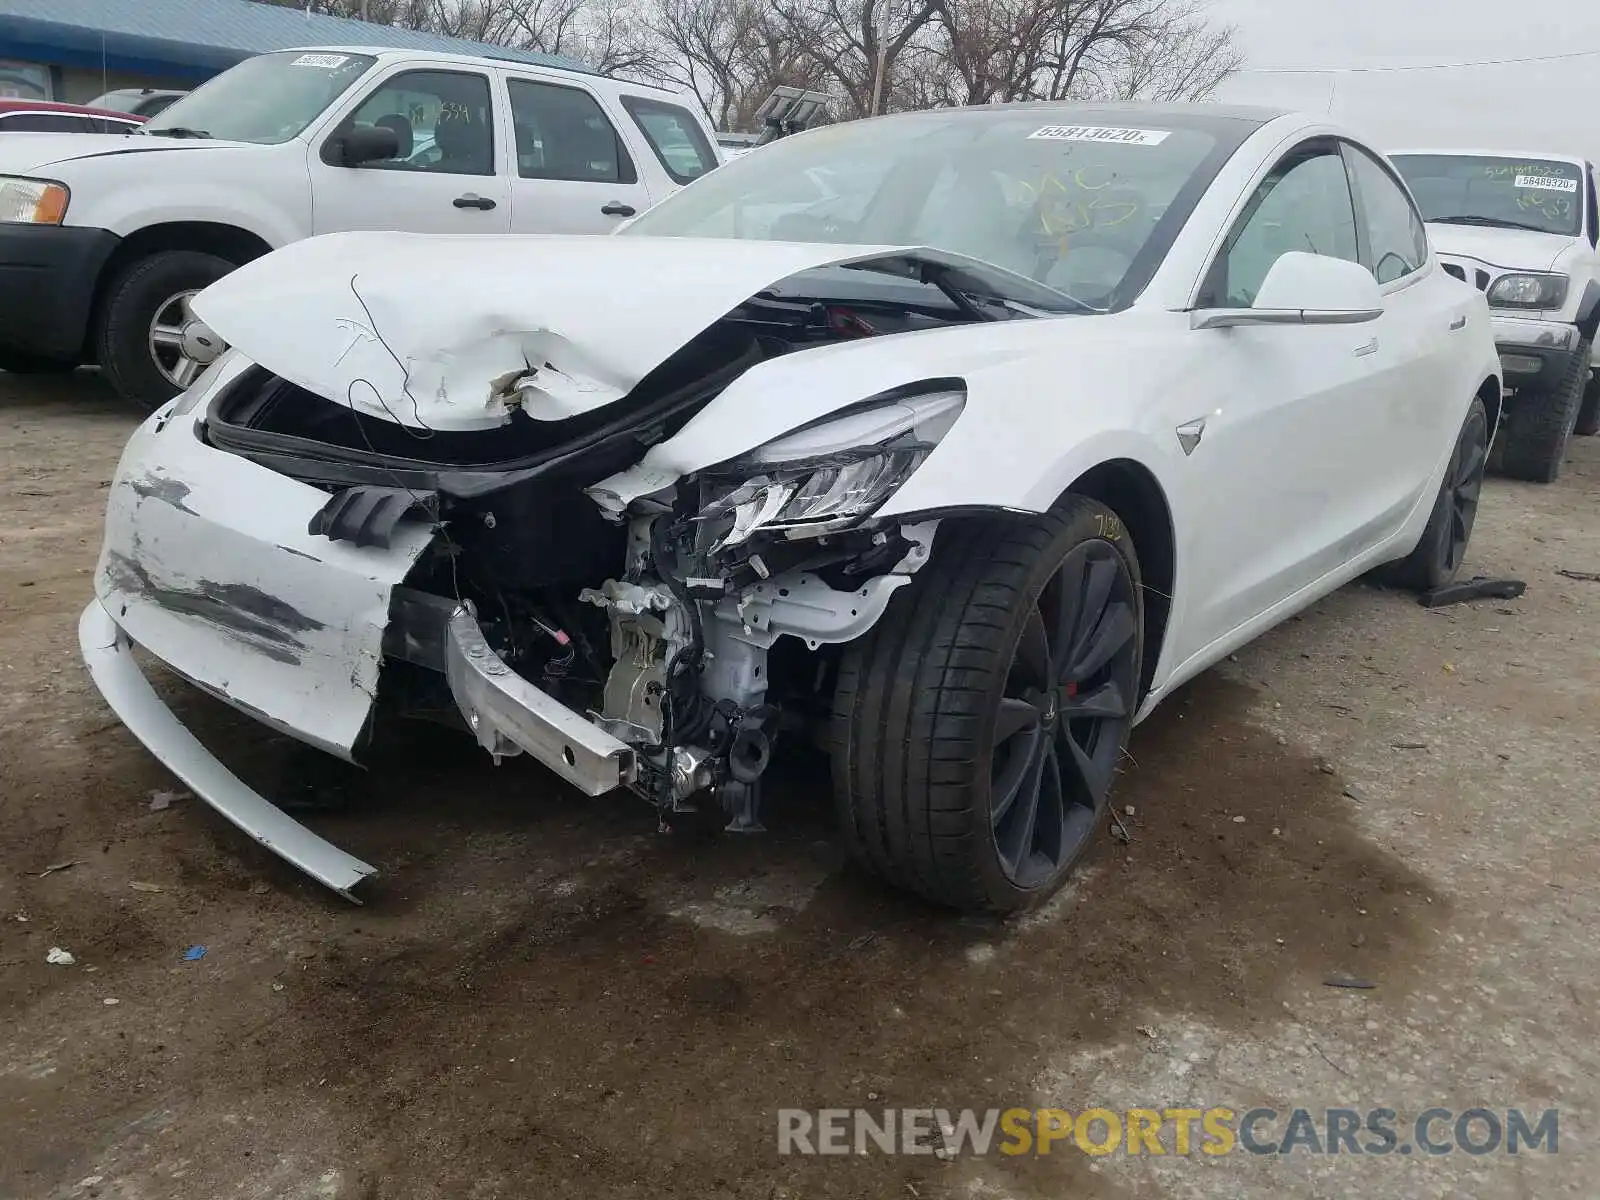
[622,112,1222,311]
[1391,154,1586,238]
[143,51,375,144]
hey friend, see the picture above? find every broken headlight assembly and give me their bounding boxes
[696,389,964,551]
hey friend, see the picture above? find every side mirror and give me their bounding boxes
[1192,251,1384,329]
[330,124,401,167]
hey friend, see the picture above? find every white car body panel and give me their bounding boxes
[95,358,434,765]
[80,106,1505,898]
[192,233,954,430]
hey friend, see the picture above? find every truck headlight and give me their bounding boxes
[0,177,69,225]
[698,389,964,551]
[1488,273,1568,309]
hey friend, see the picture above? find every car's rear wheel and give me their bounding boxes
[1496,337,1590,482]
[1381,396,1488,592]
[96,250,234,411]
[830,499,1143,914]
[1575,372,1600,437]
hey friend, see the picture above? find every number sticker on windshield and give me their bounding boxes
[1514,174,1577,193]
[290,53,351,68]
[1028,126,1170,146]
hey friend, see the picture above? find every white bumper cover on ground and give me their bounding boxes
[78,598,378,898]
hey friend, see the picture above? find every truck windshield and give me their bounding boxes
[1391,154,1585,238]
[142,51,376,144]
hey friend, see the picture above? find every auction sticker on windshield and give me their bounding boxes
[1028,126,1171,146]
[290,53,351,68]
[1514,174,1577,192]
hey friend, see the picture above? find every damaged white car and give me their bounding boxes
[81,103,1501,913]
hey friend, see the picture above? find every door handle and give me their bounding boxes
[1353,338,1379,358]
[1449,315,1467,331]
[453,194,497,210]
[601,201,636,217]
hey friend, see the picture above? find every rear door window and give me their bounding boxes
[506,78,636,183]
[620,96,717,184]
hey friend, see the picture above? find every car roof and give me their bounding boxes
[830,99,1290,135]
[275,45,695,102]
[0,98,145,120]
[1390,148,1589,167]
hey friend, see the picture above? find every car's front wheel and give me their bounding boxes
[1497,337,1590,481]
[830,499,1143,914]
[96,250,235,411]
[1575,372,1600,437]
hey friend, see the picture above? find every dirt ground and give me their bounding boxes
[1,368,1596,1200]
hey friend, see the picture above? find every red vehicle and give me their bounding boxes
[0,99,146,135]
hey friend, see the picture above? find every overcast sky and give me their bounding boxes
[1207,0,1600,155]
[1211,0,1585,68]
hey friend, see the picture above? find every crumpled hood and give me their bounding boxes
[0,132,254,173]
[193,231,946,432]
[1425,223,1574,273]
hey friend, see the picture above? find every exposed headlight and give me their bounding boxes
[698,389,964,551]
[0,176,69,224]
[1488,273,1568,309]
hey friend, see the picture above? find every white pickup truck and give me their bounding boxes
[1390,150,1600,482]
[0,46,720,408]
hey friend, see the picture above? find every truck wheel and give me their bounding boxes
[1575,373,1600,437]
[1380,397,1488,592]
[1496,337,1590,482]
[830,499,1143,914]
[96,250,235,410]
[0,350,77,375]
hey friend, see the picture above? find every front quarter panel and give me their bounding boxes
[60,143,310,245]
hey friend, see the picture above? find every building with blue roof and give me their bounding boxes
[0,0,587,104]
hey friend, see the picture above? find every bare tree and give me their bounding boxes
[250,0,1243,127]
[766,0,946,118]
[646,0,828,130]
[1103,4,1244,101]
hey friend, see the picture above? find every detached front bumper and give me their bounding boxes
[81,368,641,899]
[1490,315,1585,391]
[78,598,378,899]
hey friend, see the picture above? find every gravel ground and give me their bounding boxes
[1,368,1596,1200]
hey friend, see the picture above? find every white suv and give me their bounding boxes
[0,47,720,408]
[1391,150,1600,482]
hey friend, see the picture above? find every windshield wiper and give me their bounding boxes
[1431,214,1553,234]
[141,126,211,139]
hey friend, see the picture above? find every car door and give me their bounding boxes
[1341,142,1473,522]
[308,65,511,236]
[1172,141,1393,664]
[501,73,654,233]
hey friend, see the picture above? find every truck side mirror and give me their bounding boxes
[330,125,401,168]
